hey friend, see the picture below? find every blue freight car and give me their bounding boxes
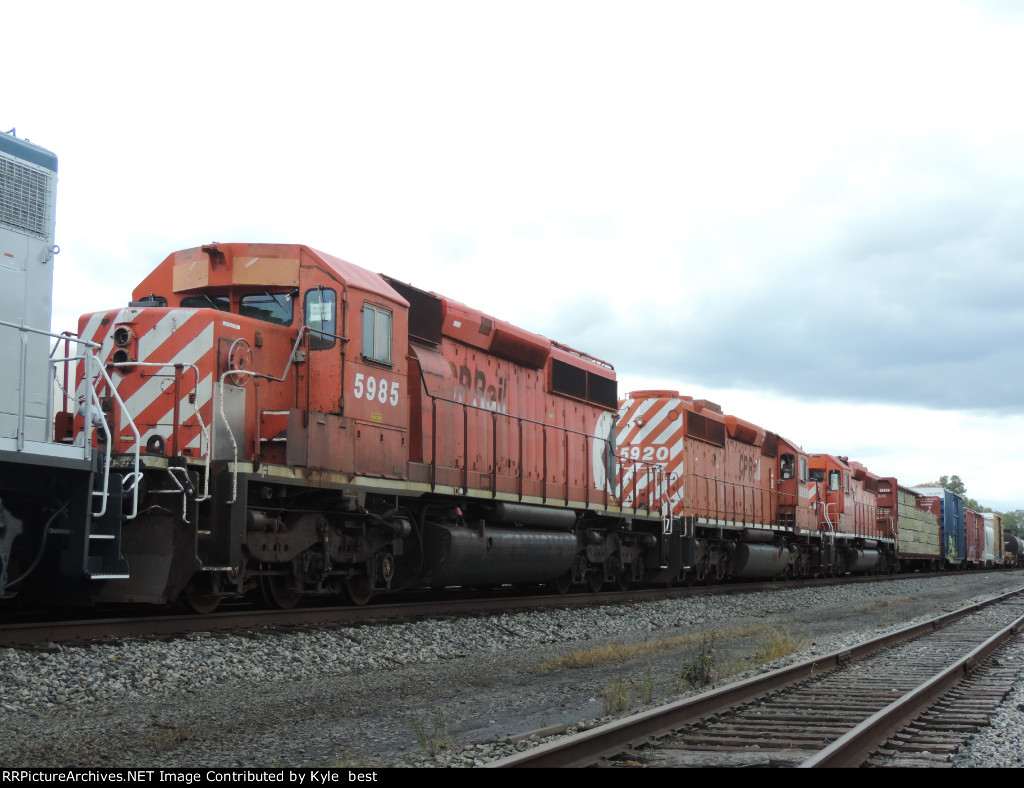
[913,486,966,568]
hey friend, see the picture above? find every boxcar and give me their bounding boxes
[913,487,966,568]
[878,481,941,571]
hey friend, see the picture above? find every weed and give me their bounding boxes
[638,667,654,705]
[602,679,631,714]
[677,632,716,689]
[411,710,454,757]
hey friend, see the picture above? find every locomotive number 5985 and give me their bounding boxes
[353,373,400,406]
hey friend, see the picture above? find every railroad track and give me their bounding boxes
[0,572,913,648]
[488,589,1024,768]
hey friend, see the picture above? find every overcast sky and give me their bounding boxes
[6,0,1023,511]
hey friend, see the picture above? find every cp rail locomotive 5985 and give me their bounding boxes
[63,242,672,610]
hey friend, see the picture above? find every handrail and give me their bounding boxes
[423,391,657,514]
[211,332,660,519]
[218,326,317,504]
[0,319,97,457]
[674,471,775,525]
[105,360,210,504]
[84,353,141,520]
[0,319,142,521]
[615,459,669,523]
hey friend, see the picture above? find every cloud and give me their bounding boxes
[6,0,1023,509]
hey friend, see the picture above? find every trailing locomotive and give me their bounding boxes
[614,390,992,583]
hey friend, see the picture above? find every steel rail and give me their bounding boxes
[486,587,1024,768]
[1,572,965,648]
[800,605,1024,767]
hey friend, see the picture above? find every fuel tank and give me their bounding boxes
[420,522,578,587]
[845,548,881,573]
[730,542,789,578]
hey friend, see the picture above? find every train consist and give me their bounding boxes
[1,133,1018,611]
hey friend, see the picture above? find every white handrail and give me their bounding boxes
[218,327,312,503]
[86,355,141,520]
[106,360,211,503]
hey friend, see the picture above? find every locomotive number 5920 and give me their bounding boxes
[353,373,399,406]
[620,445,670,461]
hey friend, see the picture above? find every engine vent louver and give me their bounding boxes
[0,153,53,239]
[685,411,726,446]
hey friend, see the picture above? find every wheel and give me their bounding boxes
[345,575,375,606]
[260,574,303,609]
[182,574,221,614]
[549,571,572,595]
[185,593,221,614]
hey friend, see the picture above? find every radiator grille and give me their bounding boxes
[0,153,53,239]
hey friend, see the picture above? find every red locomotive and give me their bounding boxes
[70,243,664,609]
[616,391,782,584]
[613,390,982,582]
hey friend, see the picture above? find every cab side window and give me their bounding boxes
[181,295,230,311]
[240,293,294,325]
[362,303,392,364]
[305,288,337,350]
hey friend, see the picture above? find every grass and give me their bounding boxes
[537,623,815,718]
[411,710,455,757]
[145,723,192,752]
[753,630,809,664]
[602,679,631,714]
[534,624,764,673]
[639,667,655,704]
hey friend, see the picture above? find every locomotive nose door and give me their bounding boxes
[302,285,344,415]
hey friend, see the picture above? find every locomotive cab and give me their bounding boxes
[82,243,412,473]
[77,244,414,606]
[808,454,892,574]
[774,434,817,533]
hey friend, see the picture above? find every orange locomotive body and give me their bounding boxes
[75,243,661,608]
[615,391,902,582]
[616,391,790,584]
[806,454,897,573]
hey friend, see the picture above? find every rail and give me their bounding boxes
[107,360,211,504]
[678,472,776,525]
[0,319,141,519]
[218,326,328,504]
[424,392,665,518]
[211,327,667,520]
[488,587,1024,768]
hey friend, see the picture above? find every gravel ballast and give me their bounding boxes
[2,572,1024,768]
